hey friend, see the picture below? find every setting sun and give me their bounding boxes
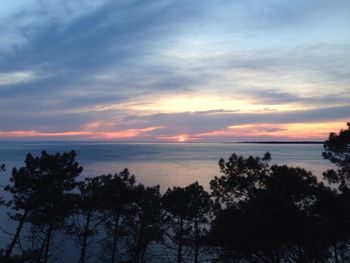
[178,135,187,142]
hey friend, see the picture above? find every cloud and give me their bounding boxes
[0,1,349,141]
[0,126,162,140]
[0,71,37,86]
[126,105,350,138]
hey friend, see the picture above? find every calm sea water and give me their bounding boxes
[0,142,333,258]
[0,142,331,191]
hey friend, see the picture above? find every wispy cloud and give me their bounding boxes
[0,126,161,140]
[0,71,37,86]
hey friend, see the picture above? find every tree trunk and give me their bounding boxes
[270,250,275,263]
[79,209,92,263]
[37,228,49,263]
[5,209,28,259]
[140,243,148,263]
[194,218,199,263]
[43,223,53,263]
[135,223,145,262]
[333,242,339,263]
[111,213,120,263]
[177,217,183,263]
[275,250,280,263]
[297,245,303,260]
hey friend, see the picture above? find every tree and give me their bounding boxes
[311,184,350,263]
[322,122,350,191]
[184,182,213,263]
[126,184,163,263]
[162,186,192,263]
[321,122,350,261]
[210,152,271,207]
[162,182,212,263]
[4,151,82,262]
[98,169,137,263]
[209,153,327,262]
[0,163,5,205]
[75,176,106,263]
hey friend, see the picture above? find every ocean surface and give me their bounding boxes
[0,141,332,191]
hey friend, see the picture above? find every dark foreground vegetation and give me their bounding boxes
[0,123,349,263]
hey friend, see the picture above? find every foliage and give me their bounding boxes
[323,122,350,191]
[210,152,271,206]
[3,150,83,262]
[74,176,106,263]
[125,184,163,262]
[209,145,350,262]
[162,182,213,263]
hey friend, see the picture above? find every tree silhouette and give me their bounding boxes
[162,186,192,263]
[4,150,82,262]
[320,122,350,261]
[183,182,213,263]
[125,184,163,262]
[323,122,350,191]
[311,184,349,263]
[0,163,5,205]
[98,169,136,263]
[162,182,212,263]
[0,163,5,260]
[74,176,106,263]
[209,153,330,262]
[210,152,271,207]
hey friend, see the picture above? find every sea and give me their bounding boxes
[0,141,333,260]
[0,141,331,191]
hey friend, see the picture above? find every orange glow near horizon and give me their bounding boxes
[190,121,348,141]
[217,121,347,140]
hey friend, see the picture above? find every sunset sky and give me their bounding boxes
[0,0,349,142]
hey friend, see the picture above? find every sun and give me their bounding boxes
[177,135,187,142]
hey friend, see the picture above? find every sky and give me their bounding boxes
[0,0,349,142]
